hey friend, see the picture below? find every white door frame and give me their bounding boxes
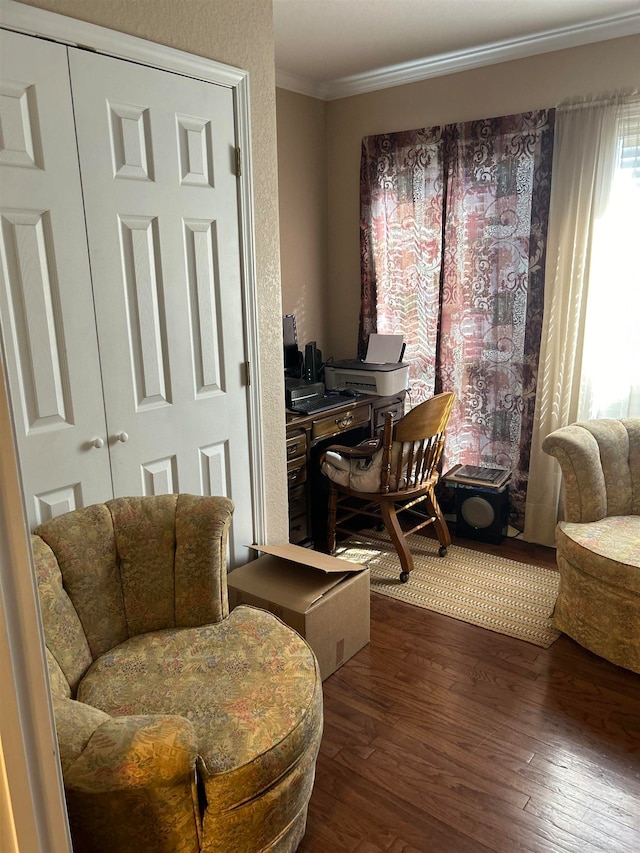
[0,2,266,849]
[0,358,73,853]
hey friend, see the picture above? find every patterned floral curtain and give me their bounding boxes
[360,111,555,528]
[360,126,445,400]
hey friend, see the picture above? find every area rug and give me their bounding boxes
[334,530,561,648]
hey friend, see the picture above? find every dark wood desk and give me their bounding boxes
[285,392,406,548]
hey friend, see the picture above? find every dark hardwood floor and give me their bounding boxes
[298,534,640,853]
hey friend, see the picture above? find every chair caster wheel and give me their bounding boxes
[438,546,448,557]
[400,571,410,583]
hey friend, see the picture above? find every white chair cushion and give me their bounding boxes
[322,448,385,492]
[322,441,421,492]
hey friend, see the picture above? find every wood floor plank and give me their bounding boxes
[447,675,640,759]
[332,741,584,852]
[301,749,496,853]
[524,795,640,851]
[299,538,640,852]
[517,752,639,824]
[369,725,532,809]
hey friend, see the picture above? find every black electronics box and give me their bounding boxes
[285,380,324,408]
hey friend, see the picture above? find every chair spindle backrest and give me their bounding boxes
[380,393,455,494]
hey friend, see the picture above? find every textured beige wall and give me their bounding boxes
[325,34,640,359]
[276,88,329,358]
[17,0,289,540]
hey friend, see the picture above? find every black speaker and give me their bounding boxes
[283,314,302,377]
[304,341,322,383]
[455,485,509,544]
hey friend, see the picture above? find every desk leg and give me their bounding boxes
[326,484,338,554]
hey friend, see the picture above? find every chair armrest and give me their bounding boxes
[542,425,607,522]
[62,712,201,853]
[64,713,198,792]
[319,438,382,466]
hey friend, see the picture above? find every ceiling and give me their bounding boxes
[273,0,640,100]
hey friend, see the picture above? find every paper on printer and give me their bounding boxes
[364,334,404,364]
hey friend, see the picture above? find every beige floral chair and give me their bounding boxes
[32,494,323,852]
[542,418,640,672]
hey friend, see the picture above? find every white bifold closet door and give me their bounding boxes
[0,30,254,565]
[68,48,253,565]
[0,31,112,518]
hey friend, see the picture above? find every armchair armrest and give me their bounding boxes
[65,713,198,792]
[542,425,607,523]
[60,707,201,853]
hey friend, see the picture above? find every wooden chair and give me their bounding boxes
[320,392,455,582]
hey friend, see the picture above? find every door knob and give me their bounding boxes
[91,437,105,449]
[116,431,129,443]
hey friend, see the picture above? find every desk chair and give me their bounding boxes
[320,392,455,582]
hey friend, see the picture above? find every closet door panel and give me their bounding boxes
[0,30,112,526]
[69,49,253,565]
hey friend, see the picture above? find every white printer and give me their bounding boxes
[324,359,409,396]
[325,334,409,396]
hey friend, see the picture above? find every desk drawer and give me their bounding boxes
[311,404,371,443]
[288,483,307,518]
[288,514,308,545]
[286,430,307,461]
[373,397,405,432]
[287,456,307,488]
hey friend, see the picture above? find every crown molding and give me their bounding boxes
[275,68,324,99]
[276,10,640,102]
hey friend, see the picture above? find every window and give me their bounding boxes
[578,103,640,419]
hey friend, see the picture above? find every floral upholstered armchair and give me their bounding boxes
[542,418,640,672]
[33,494,323,852]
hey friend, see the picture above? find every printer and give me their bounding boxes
[325,359,409,396]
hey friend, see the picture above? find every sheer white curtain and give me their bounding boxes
[524,93,640,546]
[578,104,640,419]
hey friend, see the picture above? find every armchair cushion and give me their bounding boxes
[77,606,322,805]
[557,516,640,591]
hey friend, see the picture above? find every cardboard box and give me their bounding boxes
[228,543,370,680]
